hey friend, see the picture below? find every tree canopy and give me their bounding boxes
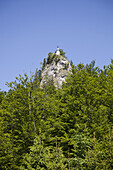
[0,60,113,169]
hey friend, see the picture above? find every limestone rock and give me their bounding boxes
[40,55,72,88]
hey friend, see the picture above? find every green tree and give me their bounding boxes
[0,74,36,169]
[20,132,67,170]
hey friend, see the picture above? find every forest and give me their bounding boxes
[0,59,113,170]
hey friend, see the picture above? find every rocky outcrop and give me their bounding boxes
[40,55,72,88]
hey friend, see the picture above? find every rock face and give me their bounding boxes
[40,55,72,89]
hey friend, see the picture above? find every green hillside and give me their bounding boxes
[0,58,113,169]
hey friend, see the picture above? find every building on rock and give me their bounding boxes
[40,47,72,89]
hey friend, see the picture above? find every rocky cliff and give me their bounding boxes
[40,53,72,89]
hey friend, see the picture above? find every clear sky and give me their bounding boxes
[0,0,113,91]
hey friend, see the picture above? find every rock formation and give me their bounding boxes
[40,48,72,89]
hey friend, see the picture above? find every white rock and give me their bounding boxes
[40,55,72,88]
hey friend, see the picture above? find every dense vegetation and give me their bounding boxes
[0,59,113,169]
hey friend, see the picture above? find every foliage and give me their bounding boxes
[0,60,113,169]
[42,49,67,68]
[59,49,66,57]
[47,53,54,65]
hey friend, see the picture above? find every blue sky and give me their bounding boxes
[0,0,113,91]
